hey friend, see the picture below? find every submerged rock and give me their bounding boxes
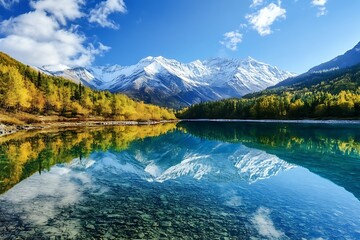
[160,221,172,227]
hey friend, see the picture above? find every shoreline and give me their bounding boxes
[2,118,359,137]
[0,120,179,137]
[181,119,360,124]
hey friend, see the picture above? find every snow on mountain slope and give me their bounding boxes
[273,41,360,88]
[40,65,101,87]
[308,41,360,73]
[40,56,295,108]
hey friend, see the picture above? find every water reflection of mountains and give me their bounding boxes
[120,132,293,184]
[1,121,359,201]
[0,123,294,194]
[0,124,176,194]
[178,121,360,200]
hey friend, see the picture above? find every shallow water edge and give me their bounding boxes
[183,119,360,124]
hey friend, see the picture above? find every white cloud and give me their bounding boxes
[316,7,327,16]
[0,0,18,9]
[240,23,248,29]
[0,0,111,67]
[250,0,264,8]
[312,0,328,17]
[0,165,92,229]
[0,11,59,38]
[312,0,327,6]
[220,30,243,51]
[246,2,286,36]
[89,0,127,29]
[251,207,285,239]
[30,0,84,25]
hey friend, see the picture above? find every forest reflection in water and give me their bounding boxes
[178,121,360,199]
[0,123,177,194]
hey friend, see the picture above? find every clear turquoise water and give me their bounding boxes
[0,122,360,239]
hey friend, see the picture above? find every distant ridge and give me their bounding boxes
[274,41,360,88]
[309,41,360,73]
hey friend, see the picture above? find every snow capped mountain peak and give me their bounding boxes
[243,56,258,62]
[153,56,167,61]
[191,59,202,65]
[144,61,165,76]
[140,56,155,62]
[40,56,295,108]
[139,56,172,64]
[240,57,269,68]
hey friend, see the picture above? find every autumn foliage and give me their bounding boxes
[0,52,176,122]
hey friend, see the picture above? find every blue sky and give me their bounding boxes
[0,0,360,73]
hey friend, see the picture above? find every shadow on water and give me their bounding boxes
[178,121,360,200]
[0,124,177,194]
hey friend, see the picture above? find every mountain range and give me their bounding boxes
[39,56,295,108]
[177,41,360,119]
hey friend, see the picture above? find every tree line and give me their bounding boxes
[177,90,360,119]
[0,52,176,121]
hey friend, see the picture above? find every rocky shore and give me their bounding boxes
[0,124,37,137]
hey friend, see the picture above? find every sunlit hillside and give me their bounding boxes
[0,52,176,124]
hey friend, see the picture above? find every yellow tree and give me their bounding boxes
[1,65,31,110]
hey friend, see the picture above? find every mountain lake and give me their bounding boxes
[0,121,360,239]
